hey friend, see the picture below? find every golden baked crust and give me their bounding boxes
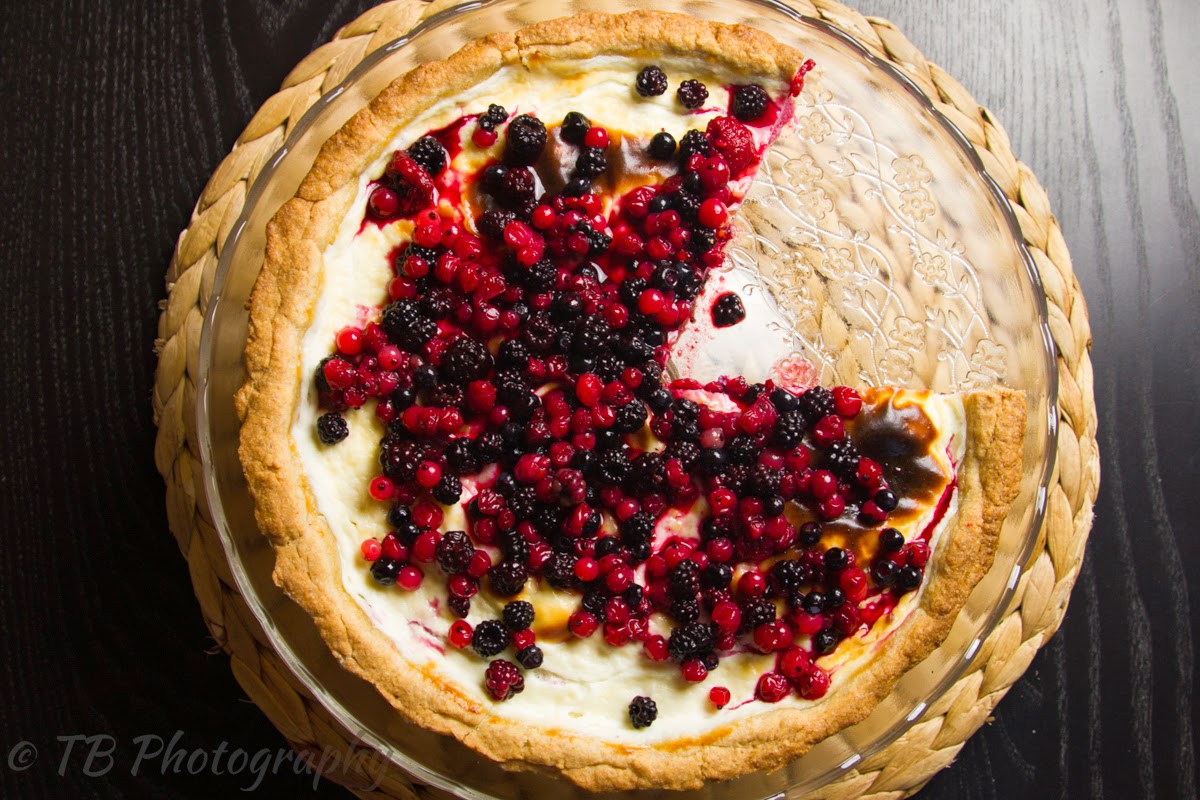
[236,10,1026,791]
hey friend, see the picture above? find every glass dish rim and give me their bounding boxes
[195,1,1059,797]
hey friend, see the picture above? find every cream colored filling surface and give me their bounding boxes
[291,56,965,745]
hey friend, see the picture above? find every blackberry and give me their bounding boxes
[750,465,783,498]
[471,620,509,657]
[800,521,823,548]
[381,440,422,482]
[316,412,348,445]
[711,293,746,327]
[896,565,923,593]
[498,167,536,210]
[669,560,701,597]
[670,190,700,220]
[516,646,543,670]
[428,383,464,409]
[474,431,504,464]
[436,530,474,574]
[572,146,608,179]
[597,448,632,485]
[798,387,836,422]
[369,557,401,586]
[505,486,535,520]
[774,411,807,447]
[582,588,610,620]
[726,434,758,465]
[432,473,463,504]
[813,628,841,655]
[505,114,548,166]
[703,563,733,590]
[497,339,532,370]
[667,620,716,662]
[562,176,592,197]
[485,103,508,125]
[441,336,493,383]
[825,439,860,478]
[635,66,668,97]
[479,209,517,241]
[421,286,456,320]
[407,136,448,176]
[671,595,699,622]
[738,597,776,633]
[619,276,649,306]
[627,452,666,490]
[499,528,529,563]
[502,600,535,631]
[576,223,611,256]
[620,512,655,545]
[676,79,709,109]
[613,401,649,434]
[493,370,532,404]
[648,132,676,160]
[544,552,577,590]
[666,440,700,468]
[521,312,559,352]
[678,129,711,161]
[412,364,438,390]
[560,111,591,144]
[689,226,717,254]
[446,438,481,476]
[381,300,436,351]
[448,595,471,618]
[551,293,584,322]
[629,696,658,729]
[731,84,770,121]
[771,559,804,593]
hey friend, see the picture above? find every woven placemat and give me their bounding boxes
[151,1,1098,797]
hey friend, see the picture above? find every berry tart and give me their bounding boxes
[237,10,1026,792]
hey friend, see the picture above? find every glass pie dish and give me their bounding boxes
[197,1,1057,798]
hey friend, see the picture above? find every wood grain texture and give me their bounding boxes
[0,1,1195,798]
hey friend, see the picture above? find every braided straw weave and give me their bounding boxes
[152,1,1098,796]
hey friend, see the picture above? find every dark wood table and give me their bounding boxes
[2,1,1195,798]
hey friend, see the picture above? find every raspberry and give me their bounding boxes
[382,153,435,214]
[676,79,709,109]
[628,695,658,728]
[731,84,770,121]
[484,659,524,701]
[635,66,668,97]
[316,412,348,444]
[705,116,755,173]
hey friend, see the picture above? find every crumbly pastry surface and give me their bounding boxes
[237,10,1026,791]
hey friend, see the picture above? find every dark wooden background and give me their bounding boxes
[1,1,1196,798]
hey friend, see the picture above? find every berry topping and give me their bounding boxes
[471,620,510,658]
[711,293,746,327]
[635,66,668,97]
[648,131,677,160]
[731,84,770,121]
[676,79,709,109]
[628,695,658,728]
[407,136,448,176]
[316,412,348,444]
[485,659,524,701]
[505,114,548,166]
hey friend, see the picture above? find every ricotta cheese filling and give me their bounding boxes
[289,54,966,744]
